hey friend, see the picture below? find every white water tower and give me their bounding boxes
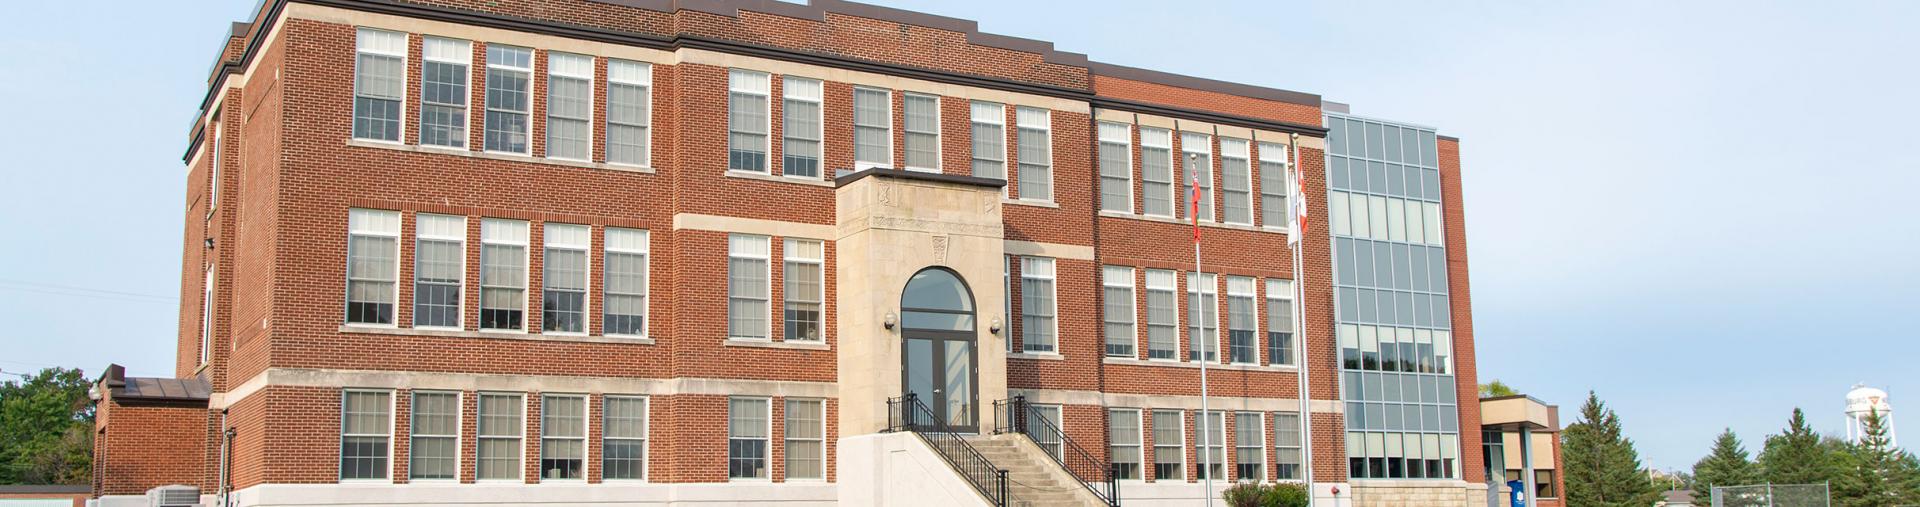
[1845,384,1896,447]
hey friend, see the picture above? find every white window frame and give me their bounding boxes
[352,28,407,144]
[603,228,650,338]
[901,92,942,173]
[339,388,396,482]
[413,213,466,330]
[539,393,589,482]
[602,395,650,482]
[479,219,530,332]
[783,398,827,481]
[605,59,653,168]
[209,123,221,210]
[727,234,772,341]
[1097,121,1133,213]
[541,223,591,336]
[1220,137,1254,225]
[1003,256,1013,353]
[727,69,772,174]
[1140,127,1175,217]
[1226,276,1258,365]
[727,396,773,482]
[1109,408,1145,481]
[1182,132,1214,222]
[199,266,214,366]
[969,101,1007,190]
[1198,410,1227,481]
[1014,107,1053,202]
[1259,142,1291,231]
[1265,278,1295,367]
[1018,256,1058,355]
[782,238,825,342]
[544,52,595,162]
[1235,411,1266,482]
[1102,265,1137,358]
[345,209,401,328]
[1272,411,1303,481]
[853,86,893,169]
[1187,272,1219,364]
[1143,269,1178,362]
[482,45,534,155]
[475,392,526,482]
[780,76,824,179]
[419,36,473,151]
[408,390,463,482]
[1152,409,1187,481]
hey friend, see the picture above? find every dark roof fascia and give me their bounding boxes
[594,0,1090,68]
[1093,97,1329,138]
[1437,134,1460,142]
[833,167,1006,189]
[1087,61,1320,108]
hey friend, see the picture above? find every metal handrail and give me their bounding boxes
[887,394,1009,507]
[994,396,1122,506]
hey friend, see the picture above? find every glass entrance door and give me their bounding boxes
[900,268,978,431]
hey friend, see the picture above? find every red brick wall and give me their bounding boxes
[1440,138,1484,484]
[1093,75,1321,126]
[94,398,210,496]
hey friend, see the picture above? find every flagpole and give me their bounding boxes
[1189,152,1213,506]
[1289,133,1316,506]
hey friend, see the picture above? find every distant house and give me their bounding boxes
[1658,489,1698,507]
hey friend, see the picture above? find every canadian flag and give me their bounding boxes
[1189,170,1202,243]
[1290,158,1309,245]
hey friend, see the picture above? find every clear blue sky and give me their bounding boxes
[1,0,1915,471]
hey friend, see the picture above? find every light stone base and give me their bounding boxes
[839,432,995,507]
[1347,480,1490,507]
[193,482,838,507]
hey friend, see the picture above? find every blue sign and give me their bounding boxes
[1507,480,1528,507]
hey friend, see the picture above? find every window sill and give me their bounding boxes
[1007,352,1064,361]
[1096,210,1286,234]
[724,170,833,187]
[1100,356,1297,372]
[346,139,658,174]
[724,339,831,350]
[1003,198,1059,209]
[337,325,657,345]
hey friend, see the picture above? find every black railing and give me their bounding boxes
[994,396,1121,507]
[887,394,1009,507]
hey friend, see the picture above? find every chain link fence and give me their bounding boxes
[1711,483,1830,507]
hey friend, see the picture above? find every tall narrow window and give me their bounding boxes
[1027,404,1064,458]
[969,101,1005,179]
[602,396,648,480]
[1014,107,1052,200]
[606,60,652,166]
[728,69,770,172]
[1144,269,1178,360]
[903,93,940,171]
[784,399,825,480]
[1152,410,1184,480]
[1273,412,1302,480]
[604,228,649,337]
[476,393,523,480]
[1227,276,1258,365]
[345,209,399,326]
[414,214,464,329]
[782,77,822,178]
[1221,138,1253,225]
[480,219,528,331]
[1187,272,1218,363]
[727,397,770,480]
[1102,266,1136,357]
[546,53,592,161]
[1141,128,1174,217]
[1109,409,1142,480]
[1197,411,1226,480]
[210,125,221,207]
[853,88,891,167]
[1004,257,1013,353]
[1098,121,1133,212]
[727,235,771,340]
[1267,279,1295,366]
[542,223,589,334]
[340,390,392,480]
[352,28,404,142]
[783,239,823,342]
[483,45,532,153]
[1260,142,1290,228]
[419,37,470,149]
[199,267,213,365]
[410,391,459,480]
[1019,256,1057,354]
[539,394,586,480]
[1236,412,1265,481]
[1181,132,1213,221]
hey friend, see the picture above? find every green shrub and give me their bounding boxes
[1220,482,1311,507]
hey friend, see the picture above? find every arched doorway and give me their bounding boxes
[899,267,978,431]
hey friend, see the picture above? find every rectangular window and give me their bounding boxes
[482,45,532,153]
[784,399,826,480]
[541,223,589,334]
[339,390,392,480]
[1236,412,1265,481]
[1221,138,1253,225]
[606,60,652,166]
[903,93,941,172]
[728,69,770,172]
[782,77,822,178]
[854,87,891,167]
[1260,142,1291,228]
[1019,256,1057,354]
[1181,132,1214,221]
[1188,272,1218,363]
[476,393,523,480]
[1273,412,1302,480]
[1197,411,1226,480]
[1102,266,1136,357]
[1227,276,1257,365]
[728,397,770,480]
[409,391,459,480]
[1109,409,1142,480]
[1140,128,1174,217]
[413,213,465,329]
[783,239,824,342]
[545,53,592,161]
[1004,257,1012,353]
[1015,107,1052,201]
[345,209,399,326]
[1267,279,1295,366]
[1097,122,1133,212]
[1028,404,1064,458]
[210,125,221,207]
[604,228,649,337]
[969,101,1006,180]
[479,219,529,331]
[728,235,771,340]
[1536,470,1557,498]
[539,394,586,480]
[199,267,213,365]
[352,28,404,142]
[1152,410,1184,480]
[1144,269,1178,360]
[602,396,648,480]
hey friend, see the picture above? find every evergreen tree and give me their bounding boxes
[1759,408,1839,486]
[1832,409,1920,507]
[1562,391,1662,507]
[1692,428,1761,503]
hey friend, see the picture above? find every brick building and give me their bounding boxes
[90,0,1518,505]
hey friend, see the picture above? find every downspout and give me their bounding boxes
[217,409,232,507]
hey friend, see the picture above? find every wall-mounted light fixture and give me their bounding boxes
[883,312,897,330]
[989,316,1003,335]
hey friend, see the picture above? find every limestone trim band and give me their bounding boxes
[673,213,837,240]
[214,368,837,409]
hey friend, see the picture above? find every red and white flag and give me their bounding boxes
[1289,161,1309,245]
[1189,170,1202,242]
